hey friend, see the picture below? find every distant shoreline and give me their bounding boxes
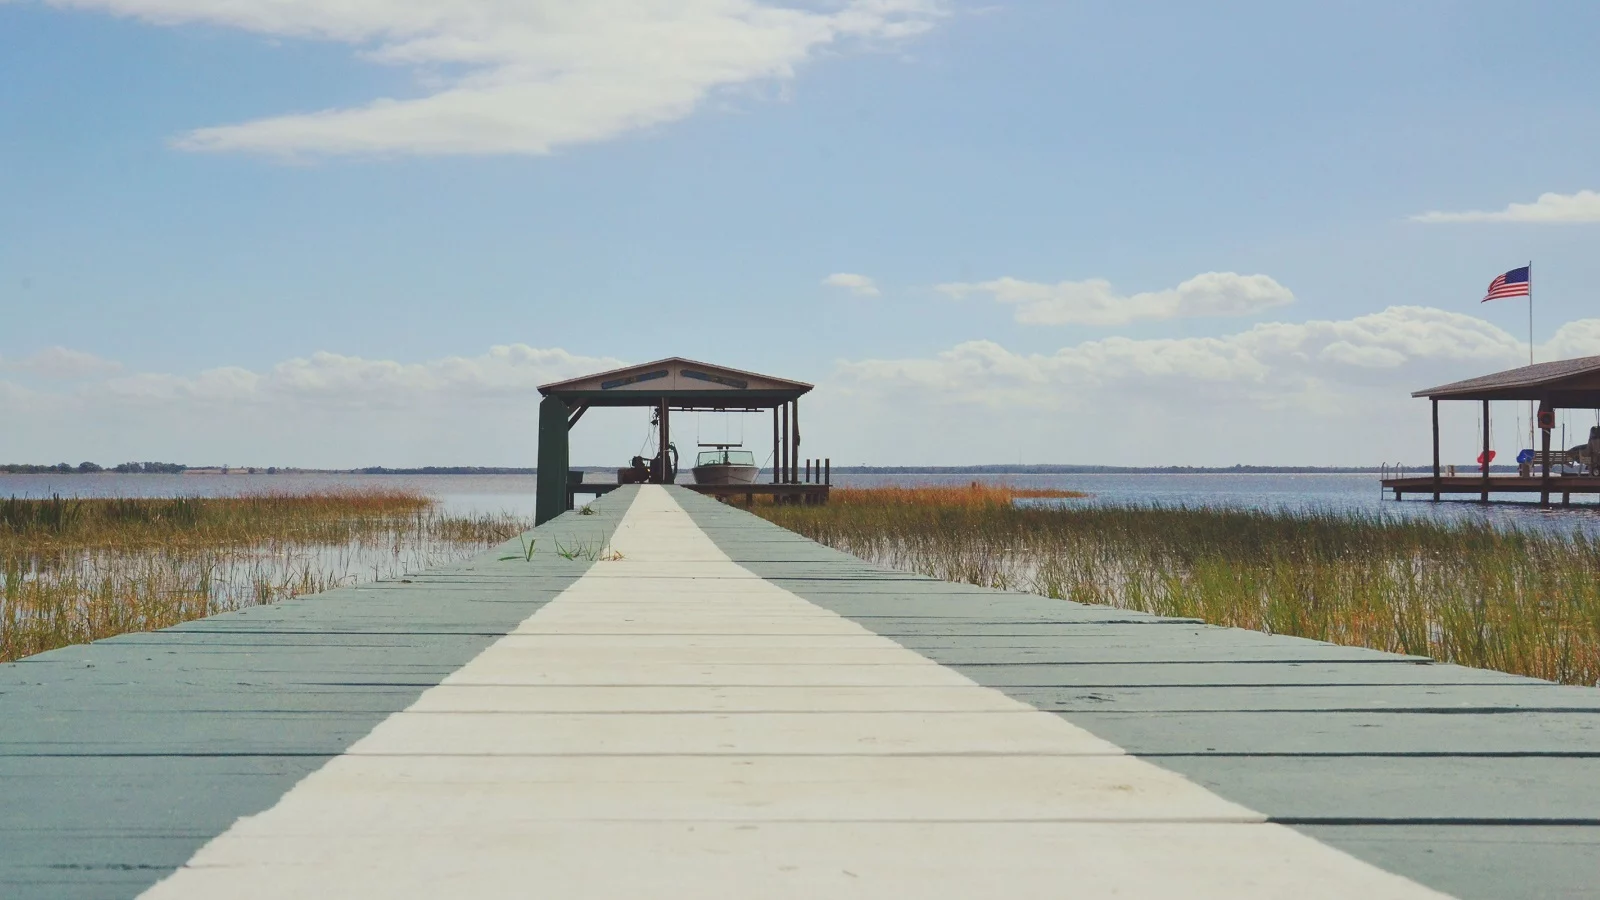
[3,463,1524,475]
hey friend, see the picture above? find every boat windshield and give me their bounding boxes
[696,450,756,467]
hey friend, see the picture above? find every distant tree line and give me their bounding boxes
[0,462,188,474]
[355,466,539,475]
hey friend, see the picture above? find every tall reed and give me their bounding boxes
[757,484,1600,685]
[1,490,528,662]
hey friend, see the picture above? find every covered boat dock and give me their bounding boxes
[1382,355,1600,505]
[535,358,829,525]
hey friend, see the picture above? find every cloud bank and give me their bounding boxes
[9,309,1600,467]
[96,344,624,408]
[823,307,1600,465]
[936,272,1295,326]
[0,347,123,379]
[822,272,881,297]
[1411,189,1600,224]
[51,0,944,157]
[837,306,1551,409]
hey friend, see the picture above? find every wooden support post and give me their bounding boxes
[656,398,670,484]
[792,398,801,485]
[534,396,570,526]
[825,458,831,486]
[1481,399,1491,503]
[780,403,789,486]
[1540,400,1553,506]
[1431,398,1441,502]
[772,407,780,484]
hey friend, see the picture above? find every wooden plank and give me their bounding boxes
[134,486,1445,900]
[0,488,638,900]
[674,486,1600,899]
[11,481,1599,898]
[1296,826,1600,900]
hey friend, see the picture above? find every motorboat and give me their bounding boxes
[691,444,759,485]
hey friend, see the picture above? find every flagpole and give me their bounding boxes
[1528,260,1535,367]
[1528,259,1535,450]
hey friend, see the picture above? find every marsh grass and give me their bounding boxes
[757,483,1600,685]
[1,490,528,662]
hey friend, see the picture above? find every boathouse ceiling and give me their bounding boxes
[538,358,812,408]
[1414,355,1600,405]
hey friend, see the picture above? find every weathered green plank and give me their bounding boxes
[1000,683,1600,712]
[0,487,636,900]
[672,487,1600,900]
[1295,826,1600,900]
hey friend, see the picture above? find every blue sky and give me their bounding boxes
[4,1,1599,467]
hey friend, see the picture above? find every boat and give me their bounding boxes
[691,444,759,485]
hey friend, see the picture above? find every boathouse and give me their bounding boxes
[1383,354,1600,504]
[534,358,828,524]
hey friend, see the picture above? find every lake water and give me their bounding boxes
[5,470,1600,534]
[0,473,542,518]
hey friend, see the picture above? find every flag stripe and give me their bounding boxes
[1482,266,1532,302]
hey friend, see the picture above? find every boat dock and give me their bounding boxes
[4,485,1599,898]
[1382,474,1600,503]
[1384,355,1600,506]
[570,478,831,509]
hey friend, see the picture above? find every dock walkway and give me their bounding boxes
[4,486,1598,898]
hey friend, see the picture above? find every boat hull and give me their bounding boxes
[691,464,760,486]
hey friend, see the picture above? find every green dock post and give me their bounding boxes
[535,395,570,526]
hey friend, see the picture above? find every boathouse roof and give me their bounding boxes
[538,357,812,408]
[1414,355,1600,404]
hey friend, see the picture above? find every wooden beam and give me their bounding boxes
[533,396,570,526]
[1440,397,1452,499]
[1481,399,1490,503]
[792,398,801,485]
[567,404,589,428]
[656,398,670,484]
[1540,398,1553,506]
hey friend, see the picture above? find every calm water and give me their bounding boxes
[0,473,541,518]
[6,471,1600,535]
[839,471,1600,535]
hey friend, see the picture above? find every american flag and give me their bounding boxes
[1482,265,1531,302]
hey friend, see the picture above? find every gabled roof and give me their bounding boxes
[1415,355,1600,401]
[538,357,812,406]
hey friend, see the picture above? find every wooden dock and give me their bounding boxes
[570,479,828,508]
[4,485,1598,898]
[1381,474,1600,503]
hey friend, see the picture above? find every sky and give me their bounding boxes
[4,0,1600,468]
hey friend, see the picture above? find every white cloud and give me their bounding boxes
[835,306,1564,411]
[0,343,636,467]
[0,346,123,379]
[822,272,880,297]
[14,313,1600,469]
[822,307,1600,465]
[1410,189,1600,224]
[935,272,1295,326]
[51,0,944,158]
[102,344,623,407]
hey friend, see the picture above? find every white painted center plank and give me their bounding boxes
[140,486,1451,899]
